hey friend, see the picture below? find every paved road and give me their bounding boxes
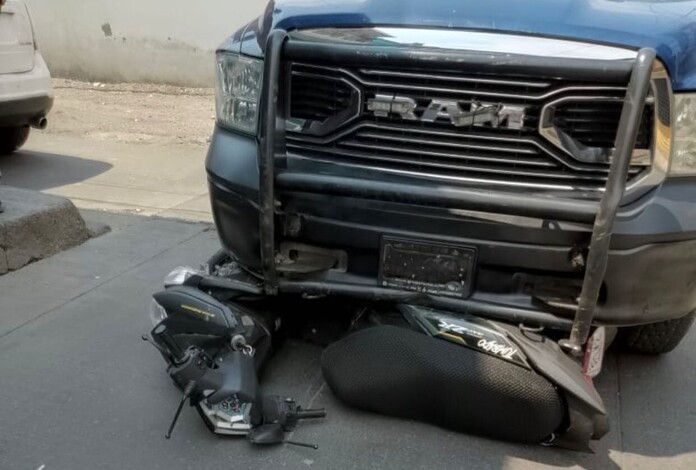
[0,107,694,468]
[0,211,694,470]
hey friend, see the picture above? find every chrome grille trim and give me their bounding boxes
[286,142,636,181]
[286,122,640,175]
[286,153,603,192]
[353,131,542,157]
[358,69,553,89]
[338,141,552,170]
[288,28,638,61]
[289,144,609,181]
[293,63,627,101]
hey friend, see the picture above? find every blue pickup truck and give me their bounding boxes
[154,0,696,450]
[207,0,695,352]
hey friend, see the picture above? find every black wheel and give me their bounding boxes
[0,126,30,155]
[619,312,695,355]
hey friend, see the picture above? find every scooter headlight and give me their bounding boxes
[149,299,168,327]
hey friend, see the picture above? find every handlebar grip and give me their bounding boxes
[294,409,327,420]
[153,324,186,363]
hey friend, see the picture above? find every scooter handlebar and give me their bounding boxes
[293,409,327,420]
[152,324,187,363]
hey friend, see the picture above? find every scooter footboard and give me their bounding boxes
[322,326,565,444]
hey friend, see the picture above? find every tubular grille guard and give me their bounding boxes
[562,48,657,352]
[258,31,657,348]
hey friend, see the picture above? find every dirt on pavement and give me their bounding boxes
[48,79,215,146]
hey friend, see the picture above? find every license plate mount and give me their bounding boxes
[379,237,476,298]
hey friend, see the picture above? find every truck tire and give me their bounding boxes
[619,312,695,354]
[0,126,30,155]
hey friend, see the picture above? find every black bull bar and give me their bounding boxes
[257,30,657,353]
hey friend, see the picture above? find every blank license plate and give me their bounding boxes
[379,237,476,298]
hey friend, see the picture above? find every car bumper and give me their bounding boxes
[0,52,53,127]
[206,126,696,328]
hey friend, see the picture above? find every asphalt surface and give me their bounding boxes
[0,211,694,470]
[0,96,694,469]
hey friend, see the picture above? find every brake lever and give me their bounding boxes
[141,334,169,356]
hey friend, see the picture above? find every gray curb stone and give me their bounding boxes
[0,186,92,274]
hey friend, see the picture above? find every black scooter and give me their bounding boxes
[145,252,609,452]
[143,276,326,449]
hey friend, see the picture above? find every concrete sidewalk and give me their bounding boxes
[0,213,694,470]
[0,79,214,222]
[2,133,212,221]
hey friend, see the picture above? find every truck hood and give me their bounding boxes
[244,0,696,90]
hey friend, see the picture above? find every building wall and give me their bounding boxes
[24,0,268,87]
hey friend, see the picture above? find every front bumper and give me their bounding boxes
[0,52,53,127]
[207,126,696,328]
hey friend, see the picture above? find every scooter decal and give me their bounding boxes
[404,307,531,369]
[180,304,216,321]
[476,339,519,361]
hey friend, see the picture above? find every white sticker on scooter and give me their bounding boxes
[477,339,519,361]
[583,327,606,378]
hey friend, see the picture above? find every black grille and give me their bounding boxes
[285,63,652,190]
[654,79,672,126]
[552,101,653,149]
[290,73,354,122]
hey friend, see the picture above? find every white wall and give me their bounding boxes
[24,0,268,87]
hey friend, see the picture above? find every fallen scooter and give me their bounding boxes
[143,280,326,449]
[145,254,608,452]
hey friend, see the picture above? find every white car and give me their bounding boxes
[0,0,52,155]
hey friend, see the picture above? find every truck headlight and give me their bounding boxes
[671,94,696,176]
[215,53,263,134]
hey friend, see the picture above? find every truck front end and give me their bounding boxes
[208,4,696,336]
[165,0,696,450]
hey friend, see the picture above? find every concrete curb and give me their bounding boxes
[0,186,92,274]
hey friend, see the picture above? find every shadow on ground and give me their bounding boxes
[269,311,695,470]
[0,149,112,190]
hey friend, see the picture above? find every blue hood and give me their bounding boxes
[238,0,696,90]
